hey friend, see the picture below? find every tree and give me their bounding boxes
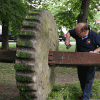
[0,0,28,50]
[39,0,100,33]
[77,0,90,23]
[1,0,99,50]
[29,0,100,53]
[75,0,90,52]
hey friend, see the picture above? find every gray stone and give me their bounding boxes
[14,10,59,100]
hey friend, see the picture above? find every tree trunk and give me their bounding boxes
[75,0,91,52]
[2,20,9,50]
[77,0,91,23]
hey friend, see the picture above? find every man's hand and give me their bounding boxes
[89,51,99,54]
[89,51,94,53]
[65,39,70,46]
[65,32,70,46]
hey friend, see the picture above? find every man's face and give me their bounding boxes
[75,28,86,37]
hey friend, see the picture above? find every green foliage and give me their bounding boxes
[22,22,36,27]
[25,16,38,20]
[33,0,100,32]
[48,79,100,100]
[17,40,32,47]
[92,79,100,99]
[58,29,64,35]
[1,0,100,40]
[87,0,100,33]
[95,11,100,20]
[16,75,31,82]
[0,0,28,40]
[48,83,81,100]
[19,31,34,36]
[14,63,26,71]
[0,0,26,21]
[14,63,33,71]
[20,93,33,99]
[0,21,2,25]
[16,51,31,58]
[41,0,82,29]
[17,85,31,91]
[28,11,40,14]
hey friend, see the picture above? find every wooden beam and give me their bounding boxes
[48,51,100,66]
[0,50,16,63]
[0,50,100,66]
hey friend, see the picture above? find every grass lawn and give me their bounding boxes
[59,44,76,52]
[70,38,76,42]
[0,43,100,100]
[48,79,100,100]
[0,43,16,50]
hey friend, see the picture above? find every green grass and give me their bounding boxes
[0,43,16,49]
[55,67,77,76]
[70,38,76,42]
[59,44,76,52]
[48,79,100,100]
[48,83,81,100]
[22,23,36,27]
[0,63,15,83]
[25,16,39,21]
[0,43,100,100]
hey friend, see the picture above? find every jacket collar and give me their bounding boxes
[82,27,91,40]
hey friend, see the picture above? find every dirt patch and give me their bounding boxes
[55,67,100,85]
[54,67,79,85]
[55,73,79,85]
[0,83,20,100]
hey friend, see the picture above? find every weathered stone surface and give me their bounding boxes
[14,10,59,100]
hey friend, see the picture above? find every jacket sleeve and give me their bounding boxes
[68,28,77,39]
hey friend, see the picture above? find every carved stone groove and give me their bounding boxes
[14,10,59,100]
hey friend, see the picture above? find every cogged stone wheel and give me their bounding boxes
[14,10,59,100]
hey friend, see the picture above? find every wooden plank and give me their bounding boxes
[48,51,100,66]
[0,50,100,65]
[0,50,16,63]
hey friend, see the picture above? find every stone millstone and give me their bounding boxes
[14,10,59,100]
